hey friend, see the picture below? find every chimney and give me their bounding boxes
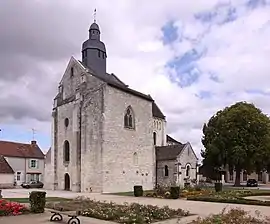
[31,140,37,145]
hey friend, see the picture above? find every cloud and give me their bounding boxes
[1,0,270,156]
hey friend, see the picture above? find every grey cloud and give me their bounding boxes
[0,0,93,123]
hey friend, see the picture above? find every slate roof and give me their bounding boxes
[0,155,14,174]
[155,144,186,161]
[167,135,182,144]
[0,140,44,159]
[79,61,154,102]
[152,102,165,119]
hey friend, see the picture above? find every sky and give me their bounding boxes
[0,0,270,158]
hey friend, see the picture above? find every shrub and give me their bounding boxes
[47,198,190,223]
[170,186,180,199]
[215,182,222,192]
[190,208,270,224]
[134,185,143,197]
[29,191,46,213]
[0,199,27,216]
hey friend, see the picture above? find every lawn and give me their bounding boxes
[4,197,72,203]
[46,197,191,223]
[187,189,270,206]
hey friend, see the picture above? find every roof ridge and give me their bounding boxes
[0,140,30,145]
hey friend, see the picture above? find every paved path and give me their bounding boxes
[2,189,270,219]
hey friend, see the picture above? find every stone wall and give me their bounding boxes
[102,85,155,193]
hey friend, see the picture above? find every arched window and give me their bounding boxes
[153,132,157,145]
[186,165,190,177]
[133,152,138,165]
[164,165,169,177]
[64,140,70,162]
[124,106,135,129]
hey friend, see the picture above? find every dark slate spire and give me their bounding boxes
[82,10,107,76]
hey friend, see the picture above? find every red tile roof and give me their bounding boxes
[0,155,14,174]
[0,140,44,159]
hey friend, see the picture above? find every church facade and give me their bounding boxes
[44,21,198,193]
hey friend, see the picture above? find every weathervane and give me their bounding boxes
[94,8,97,23]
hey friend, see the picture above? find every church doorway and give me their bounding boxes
[64,173,70,191]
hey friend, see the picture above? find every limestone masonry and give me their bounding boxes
[44,21,198,193]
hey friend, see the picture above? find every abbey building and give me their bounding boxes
[44,21,198,193]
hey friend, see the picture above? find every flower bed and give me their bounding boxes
[187,190,270,206]
[0,199,29,216]
[189,208,270,224]
[46,197,190,223]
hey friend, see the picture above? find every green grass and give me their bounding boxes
[4,197,72,203]
[111,190,154,196]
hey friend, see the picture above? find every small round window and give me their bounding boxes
[64,118,69,127]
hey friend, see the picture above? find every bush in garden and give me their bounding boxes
[46,198,190,223]
[29,191,46,213]
[190,208,270,224]
[133,185,143,197]
[170,186,180,199]
[0,199,27,216]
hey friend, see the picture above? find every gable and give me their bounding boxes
[178,143,198,163]
[58,57,87,100]
[0,155,14,174]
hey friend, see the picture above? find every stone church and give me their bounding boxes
[44,21,198,193]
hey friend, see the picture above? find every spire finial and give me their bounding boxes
[94,8,97,23]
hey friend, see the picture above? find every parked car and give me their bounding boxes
[246,179,258,187]
[21,181,44,189]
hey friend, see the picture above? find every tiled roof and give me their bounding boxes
[155,144,186,161]
[0,155,14,174]
[0,140,44,159]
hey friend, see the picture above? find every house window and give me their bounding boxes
[133,152,138,165]
[258,171,263,181]
[16,172,21,181]
[243,171,247,181]
[164,165,169,177]
[30,159,38,168]
[64,140,70,162]
[124,106,135,129]
[153,132,156,145]
[186,165,190,177]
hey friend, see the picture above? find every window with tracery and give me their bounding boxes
[124,106,135,129]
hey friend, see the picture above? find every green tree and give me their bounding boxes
[202,102,270,186]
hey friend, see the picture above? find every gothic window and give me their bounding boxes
[124,106,135,129]
[64,140,70,163]
[98,50,101,57]
[186,165,190,177]
[103,52,106,59]
[153,132,156,145]
[133,152,138,165]
[164,165,169,177]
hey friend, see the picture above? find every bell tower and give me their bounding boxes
[82,10,107,76]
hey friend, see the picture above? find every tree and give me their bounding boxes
[201,101,270,186]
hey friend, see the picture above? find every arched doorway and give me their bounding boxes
[64,173,70,191]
